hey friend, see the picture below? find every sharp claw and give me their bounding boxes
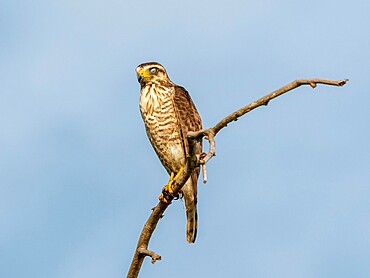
[159,193,169,203]
[159,167,185,203]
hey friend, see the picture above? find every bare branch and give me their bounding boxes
[212,78,348,135]
[137,248,161,264]
[126,78,348,278]
[188,128,216,165]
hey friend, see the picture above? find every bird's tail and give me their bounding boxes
[182,178,198,243]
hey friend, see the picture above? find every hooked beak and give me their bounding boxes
[137,72,143,83]
[136,68,146,84]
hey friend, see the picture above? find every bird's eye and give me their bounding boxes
[149,67,158,73]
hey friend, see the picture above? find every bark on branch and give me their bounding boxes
[126,78,348,278]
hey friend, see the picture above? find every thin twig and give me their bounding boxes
[126,78,348,278]
[212,78,348,135]
[137,248,161,264]
[201,164,207,184]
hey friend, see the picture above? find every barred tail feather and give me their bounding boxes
[183,179,198,243]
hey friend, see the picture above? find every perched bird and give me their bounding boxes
[136,62,202,243]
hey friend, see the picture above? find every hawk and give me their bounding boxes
[136,62,202,243]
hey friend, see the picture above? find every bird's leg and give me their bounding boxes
[159,167,184,203]
[172,166,184,182]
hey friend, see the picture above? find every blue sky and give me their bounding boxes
[1,1,370,277]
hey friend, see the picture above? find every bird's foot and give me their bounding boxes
[159,167,184,203]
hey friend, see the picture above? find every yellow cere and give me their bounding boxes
[137,68,150,78]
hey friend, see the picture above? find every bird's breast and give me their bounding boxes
[139,84,185,172]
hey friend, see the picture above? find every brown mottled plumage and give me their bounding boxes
[136,62,202,243]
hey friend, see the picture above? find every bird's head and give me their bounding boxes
[136,62,169,85]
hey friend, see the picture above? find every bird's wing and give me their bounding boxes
[172,85,202,183]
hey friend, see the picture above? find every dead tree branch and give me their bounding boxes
[127,78,348,278]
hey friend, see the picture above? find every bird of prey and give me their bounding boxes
[136,62,202,243]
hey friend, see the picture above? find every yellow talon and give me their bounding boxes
[158,167,184,203]
[166,172,175,194]
[159,193,168,203]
